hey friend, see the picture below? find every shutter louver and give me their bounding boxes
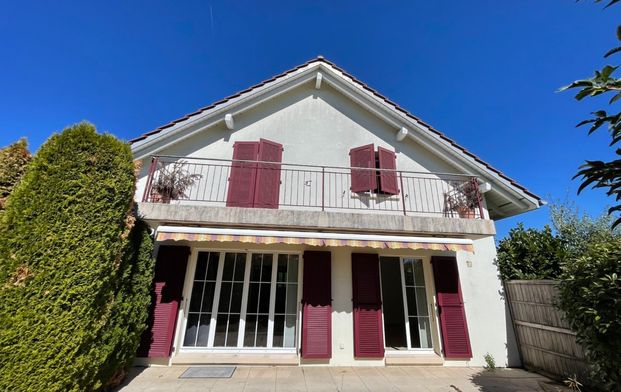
[253,138,283,208]
[377,146,399,195]
[351,253,384,358]
[226,141,259,207]
[431,256,472,359]
[349,144,377,193]
[137,246,190,358]
[301,251,332,359]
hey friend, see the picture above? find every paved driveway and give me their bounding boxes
[115,366,568,392]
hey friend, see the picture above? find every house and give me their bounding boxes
[131,57,543,367]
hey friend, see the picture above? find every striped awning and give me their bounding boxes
[155,226,474,253]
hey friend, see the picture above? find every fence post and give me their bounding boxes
[399,171,406,216]
[142,156,159,202]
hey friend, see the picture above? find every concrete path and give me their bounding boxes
[115,366,569,392]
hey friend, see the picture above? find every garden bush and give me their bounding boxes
[557,238,621,391]
[0,122,154,391]
[0,138,31,211]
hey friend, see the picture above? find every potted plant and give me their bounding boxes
[151,160,201,203]
[446,180,480,219]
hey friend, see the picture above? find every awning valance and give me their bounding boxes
[155,226,474,253]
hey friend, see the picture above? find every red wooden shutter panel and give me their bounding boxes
[226,142,259,207]
[349,144,377,192]
[301,251,332,359]
[351,253,384,358]
[377,146,399,195]
[253,138,283,208]
[137,246,190,358]
[431,256,472,359]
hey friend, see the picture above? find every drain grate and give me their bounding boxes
[179,366,236,379]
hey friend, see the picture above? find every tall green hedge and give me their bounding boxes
[0,138,31,211]
[0,122,154,391]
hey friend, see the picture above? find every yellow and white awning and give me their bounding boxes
[155,226,474,253]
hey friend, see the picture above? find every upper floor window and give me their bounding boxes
[349,144,399,195]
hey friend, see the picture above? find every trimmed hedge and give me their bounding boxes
[0,122,154,391]
[0,138,31,211]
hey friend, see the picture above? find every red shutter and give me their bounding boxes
[351,253,384,358]
[431,256,472,359]
[226,142,259,207]
[349,144,377,193]
[137,246,190,358]
[301,251,332,359]
[253,138,283,209]
[377,146,399,195]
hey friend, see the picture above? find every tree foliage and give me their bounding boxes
[561,1,621,228]
[0,138,31,211]
[0,122,154,391]
[556,238,621,391]
[496,223,566,281]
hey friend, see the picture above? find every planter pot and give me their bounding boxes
[456,206,476,219]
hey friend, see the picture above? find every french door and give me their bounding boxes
[181,250,300,350]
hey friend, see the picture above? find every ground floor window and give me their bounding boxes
[380,256,433,349]
[182,251,300,350]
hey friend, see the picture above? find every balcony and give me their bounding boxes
[141,156,486,220]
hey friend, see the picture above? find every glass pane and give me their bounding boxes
[184,313,199,347]
[286,284,298,314]
[288,257,298,283]
[416,287,428,316]
[409,317,421,348]
[202,282,216,313]
[256,315,269,347]
[413,259,425,286]
[261,255,273,281]
[275,283,286,313]
[250,256,262,281]
[418,318,432,349]
[223,255,235,281]
[406,287,417,316]
[277,256,288,282]
[259,283,271,313]
[403,259,414,286]
[230,282,244,313]
[247,283,259,313]
[218,282,232,312]
[194,253,208,280]
[189,282,204,313]
[206,253,219,280]
[214,314,228,346]
[196,313,211,347]
[244,315,257,347]
[226,314,240,347]
[273,315,285,347]
[284,315,296,348]
[234,255,246,281]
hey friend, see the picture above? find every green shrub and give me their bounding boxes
[557,238,621,391]
[0,138,31,211]
[0,122,154,391]
[496,223,567,281]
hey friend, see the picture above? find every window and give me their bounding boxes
[379,256,432,349]
[182,251,299,350]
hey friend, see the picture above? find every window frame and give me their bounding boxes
[175,248,302,354]
[378,253,439,353]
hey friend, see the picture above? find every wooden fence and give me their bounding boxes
[505,280,587,381]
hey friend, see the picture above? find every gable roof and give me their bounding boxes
[130,56,544,219]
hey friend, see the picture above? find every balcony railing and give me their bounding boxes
[142,156,485,219]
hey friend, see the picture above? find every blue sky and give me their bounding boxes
[1,1,618,239]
